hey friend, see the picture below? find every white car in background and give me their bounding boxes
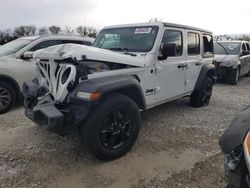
[0,35,94,114]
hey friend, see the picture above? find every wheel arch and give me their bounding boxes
[194,64,216,91]
[71,75,146,110]
[102,85,146,110]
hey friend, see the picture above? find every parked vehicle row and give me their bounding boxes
[0,35,94,114]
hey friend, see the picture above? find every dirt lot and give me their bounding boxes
[1,77,250,188]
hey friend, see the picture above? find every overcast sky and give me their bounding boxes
[0,0,250,35]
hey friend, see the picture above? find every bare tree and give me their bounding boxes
[65,26,74,35]
[235,34,250,42]
[13,26,25,37]
[38,27,49,35]
[0,29,16,45]
[76,26,88,36]
[48,25,61,35]
[13,25,36,37]
[87,27,98,38]
[24,26,36,36]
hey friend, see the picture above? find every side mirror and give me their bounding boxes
[241,51,250,56]
[159,43,176,60]
[22,51,33,60]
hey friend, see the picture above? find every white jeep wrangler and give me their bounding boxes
[23,22,216,160]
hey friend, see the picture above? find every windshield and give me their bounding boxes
[0,39,32,57]
[214,42,241,55]
[93,26,159,52]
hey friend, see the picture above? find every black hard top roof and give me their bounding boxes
[163,22,212,34]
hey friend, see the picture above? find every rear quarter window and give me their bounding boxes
[203,34,214,57]
[30,40,59,51]
[62,40,92,46]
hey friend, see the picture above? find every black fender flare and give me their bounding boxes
[220,106,250,154]
[0,74,22,103]
[70,75,146,110]
[194,64,216,91]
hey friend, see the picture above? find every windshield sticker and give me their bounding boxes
[134,28,152,34]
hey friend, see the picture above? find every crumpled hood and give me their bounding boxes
[33,44,146,67]
[214,54,239,63]
[214,54,240,68]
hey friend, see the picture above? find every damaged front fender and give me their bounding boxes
[220,106,250,154]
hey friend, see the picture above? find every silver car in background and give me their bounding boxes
[213,41,250,84]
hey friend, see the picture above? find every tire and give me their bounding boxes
[190,77,213,107]
[80,93,141,161]
[224,158,249,188]
[229,68,240,85]
[245,70,250,77]
[0,81,15,114]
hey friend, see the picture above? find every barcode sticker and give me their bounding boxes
[134,28,152,34]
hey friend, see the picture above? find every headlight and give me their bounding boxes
[76,91,101,100]
[243,131,250,171]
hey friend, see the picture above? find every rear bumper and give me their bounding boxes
[23,81,92,135]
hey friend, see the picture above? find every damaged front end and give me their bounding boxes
[23,57,93,135]
[23,44,144,135]
[219,106,250,187]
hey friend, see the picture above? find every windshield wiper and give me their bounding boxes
[216,42,228,55]
[109,48,137,56]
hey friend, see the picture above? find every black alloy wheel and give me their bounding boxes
[99,110,135,150]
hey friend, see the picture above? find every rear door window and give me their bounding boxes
[242,43,247,51]
[187,32,200,55]
[246,43,250,51]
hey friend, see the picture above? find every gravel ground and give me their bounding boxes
[0,77,250,188]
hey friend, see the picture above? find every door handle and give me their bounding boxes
[195,62,202,66]
[178,63,187,68]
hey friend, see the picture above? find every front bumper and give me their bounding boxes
[222,148,250,187]
[23,81,91,135]
[214,64,234,80]
[25,99,64,133]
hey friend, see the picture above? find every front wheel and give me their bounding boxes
[244,69,250,77]
[229,67,240,85]
[80,93,141,161]
[190,77,213,107]
[0,81,15,114]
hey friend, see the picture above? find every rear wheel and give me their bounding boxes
[190,77,213,107]
[80,93,141,161]
[0,81,15,114]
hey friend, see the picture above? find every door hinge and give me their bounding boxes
[155,66,162,74]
